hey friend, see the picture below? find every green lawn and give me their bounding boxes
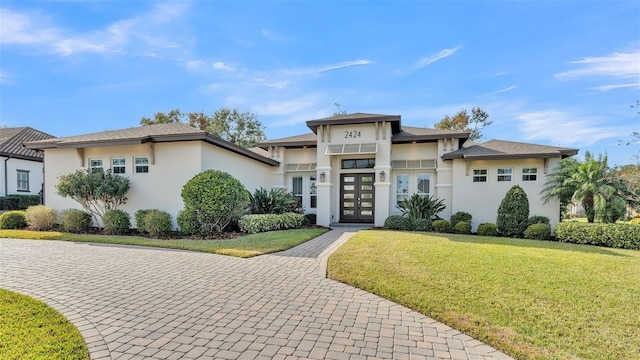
[0,228,328,257]
[0,289,89,360]
[328,230,640,360]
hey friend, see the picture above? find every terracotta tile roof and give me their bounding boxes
[442,139,579,160]
[25,123,279,166]
[0,127,55,161]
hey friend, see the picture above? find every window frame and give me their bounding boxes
[89,159,104,173]
[16,170,29,192]
[522,167,538,182]
[472,169,488,183]
[395,173,410,206]
[111,157,126,174]
[134,156,149,174]
[497,168,513,182]
[416,173,431,196]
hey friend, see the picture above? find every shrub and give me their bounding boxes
[450,212,472,228]
[3,195,40,209]
[432,219,451,233]
[238,213,304,234]
[177,208,203,235]
[496,185,530,237]
[555,222,640,250]
[181,170,249,234]
[629,218,640,225]
[411,218,432,232]
[280,212,304,229]
[134,209,152,233]
[249,187,299,214]
[102,209,130,235]
[528,215,550,226]
[25,205,57,231]
[477,222,498,236]
[61,209,92,233]
[397,194,446,221]
[0,211,27,229]
[383,215,412,231]
[143,210,173,237]
[453,221,472,234]
[524,224,551,240]
[0,197,21,210]
[303,213,317,226]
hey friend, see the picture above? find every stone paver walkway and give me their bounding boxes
[0,228,513,360]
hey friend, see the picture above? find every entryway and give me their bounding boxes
[339,173,375,223]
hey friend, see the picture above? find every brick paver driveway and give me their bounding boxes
[0,230,512,360]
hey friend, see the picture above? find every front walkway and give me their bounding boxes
[0,228,513,360]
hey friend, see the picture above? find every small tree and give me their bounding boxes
[56,169,130,226]
[434,107,491,142]
[181,170,249,234]
[497,185,530,237]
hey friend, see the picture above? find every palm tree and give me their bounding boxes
[541,157,580,220]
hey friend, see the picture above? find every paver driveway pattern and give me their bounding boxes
[0,229,513,360]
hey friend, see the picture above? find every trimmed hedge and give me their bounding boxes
[384,215,412,231]
[432,219,451,233]
[477,222,498,236]
[555,222,640,250]
[0,210,27,229]
[102,209,131,235]
[61,209,92,233]
[524,224,551,240]
[528,215,550,226]
[412,218,432,232]
[0,195,40,210]
[453,221,472,234]
[238,213,304,234]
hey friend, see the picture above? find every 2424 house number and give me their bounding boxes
[344,130,361,138]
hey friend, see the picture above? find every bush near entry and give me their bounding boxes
[450,211,472,228]
[238,213,304,234]
[383,215,412,231]
[432,219,451,233]
[25,205,57,231]
[453,221,472,234]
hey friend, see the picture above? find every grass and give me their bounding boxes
[0,289,89,360]
[328,230,640,360]
[0,228,328,258]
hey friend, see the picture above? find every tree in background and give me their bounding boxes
[140,107,266,148]
[433,107,491,142]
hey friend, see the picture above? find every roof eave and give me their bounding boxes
[203,134,280,166]
[307,115,402,134]
[257,140,317,150]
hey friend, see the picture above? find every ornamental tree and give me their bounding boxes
[496,185,530,237]
[56,169,130,227]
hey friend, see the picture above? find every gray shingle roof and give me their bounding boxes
[442,139,579,160]
[0,127,55,161]
[393,126,470,143]
[306,113,402,134]
[24,123,279,166]
[258,133,317,149]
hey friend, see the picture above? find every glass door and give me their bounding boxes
[340,174,375,223]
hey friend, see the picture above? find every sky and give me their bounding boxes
[1,1,639,166]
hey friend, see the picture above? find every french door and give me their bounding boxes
[340,174,375,223]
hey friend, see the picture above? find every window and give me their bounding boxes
[16,170,29,191]
[417,174,431,195]
[292,176,303,208]
[89,159,103,173]
[134,157,149,174]
[309,176,317,209]
[473,169,488,182]
[523,167,538,181]
[341,158,375,169]
[396,174,409,205]
[112,158,126,174]
[497,168,512,182]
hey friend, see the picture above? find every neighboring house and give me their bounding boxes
[25,114,578,230]
[0,127,55,198]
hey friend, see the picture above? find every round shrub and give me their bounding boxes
[432,219,451,233]
[524,224,551,240]
[496,185,530,237]
[0,210,27,229]
[383,215,411,230]
[25,205,57,231]
[143,210,173,237]
[629,218,640,225]
[450,211,472,228]
[177,208,202,235]
[62,209,92,233]
[411,218,432,232]
[181,170,249,234]
[303,213,317,226]
[477,223,498,236]
[453,221,472,234]
[134,209,152,233]
[102,209,130,235]
[528,215,550,226]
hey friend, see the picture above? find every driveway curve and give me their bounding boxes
[0,229,512,360]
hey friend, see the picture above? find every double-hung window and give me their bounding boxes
[473,169,488,182]
[90,159,103,173]
[497,168,512,182]
[134,156,149,174]
[112,158,126,174]
[16,170,29,191]
[522,167,538,181]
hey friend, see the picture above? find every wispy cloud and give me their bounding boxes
[415,46,460,69]
[283,60,372,76]
[253,94,324,117]
[0,71,10,84]
[555,51,640,80]
[588,82,640,92]
[212,61,236,71]
[488,85,518,95]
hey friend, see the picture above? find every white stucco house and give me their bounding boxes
[25,113,578,230]
[1,127,55,199]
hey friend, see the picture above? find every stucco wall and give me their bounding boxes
[450,157,562,231]
[0,156,44,197]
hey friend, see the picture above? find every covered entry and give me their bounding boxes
[340,173,375,223]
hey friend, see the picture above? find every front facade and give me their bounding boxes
[26,114,578,230]
[0,127,55,198]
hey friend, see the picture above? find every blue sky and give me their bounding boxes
[1,1,639,165]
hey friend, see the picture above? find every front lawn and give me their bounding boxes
[0,289,89,360]
[328,230,640,360]
[0,228,328,257]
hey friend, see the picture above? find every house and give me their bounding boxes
[25,114,578,230]
[0,127,55,198]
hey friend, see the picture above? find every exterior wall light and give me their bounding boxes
[380,170,386,182]
[320,172,326,182]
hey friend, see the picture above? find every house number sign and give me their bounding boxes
[344,130,361,138]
